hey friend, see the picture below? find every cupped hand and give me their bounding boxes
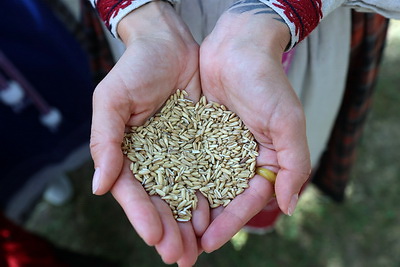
[199,8,311,252]
[90,2,207,266]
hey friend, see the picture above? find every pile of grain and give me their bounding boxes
[122,90,258,221]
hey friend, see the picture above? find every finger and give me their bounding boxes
[111,159,163,246]
[176,223,199,267]
[91,80,131,195]
[191,192,210,237]
[152,197,184,264]
[201,175,273,253]
[270,109,311,216]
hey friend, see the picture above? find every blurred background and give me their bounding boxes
[1,1,399,266]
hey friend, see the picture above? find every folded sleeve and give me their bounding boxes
[342,1,400,19]
[258,0,399,50]
[89,0,178,38]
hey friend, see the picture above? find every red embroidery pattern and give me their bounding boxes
[273,0,323,45]
[95,0,135,29]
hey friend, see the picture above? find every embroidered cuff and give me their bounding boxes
[258,0,323,50]
[90,0,176,38]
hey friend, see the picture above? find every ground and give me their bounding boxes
[24,20,400,267]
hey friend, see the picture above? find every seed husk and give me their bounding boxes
[122,90,258,221]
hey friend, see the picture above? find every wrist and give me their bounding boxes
[91,0,174,38]
[117,1,177,44]
[214,11,290,58]
[258,0,324,48]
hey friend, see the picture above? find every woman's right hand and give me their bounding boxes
[90,2,206,266]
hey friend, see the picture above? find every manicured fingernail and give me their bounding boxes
[287,193,298,216]
[92,168,101,194]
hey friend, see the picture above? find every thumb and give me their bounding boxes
[271,109,311,216]
[90,85,129,195]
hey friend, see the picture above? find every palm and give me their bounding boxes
[98,38,199,122]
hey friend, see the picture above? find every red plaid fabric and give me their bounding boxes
[312,12,389,201]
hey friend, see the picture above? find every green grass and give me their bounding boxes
[25,20,400,267]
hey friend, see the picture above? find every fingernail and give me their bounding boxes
[287,193,298,216]
[92,168,101,194]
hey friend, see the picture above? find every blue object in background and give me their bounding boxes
[0,0,94,212]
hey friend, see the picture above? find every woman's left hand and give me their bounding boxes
[198,5,311,252]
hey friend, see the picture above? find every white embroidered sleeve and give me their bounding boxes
[89,0,177,38]
[257,0,398,50]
